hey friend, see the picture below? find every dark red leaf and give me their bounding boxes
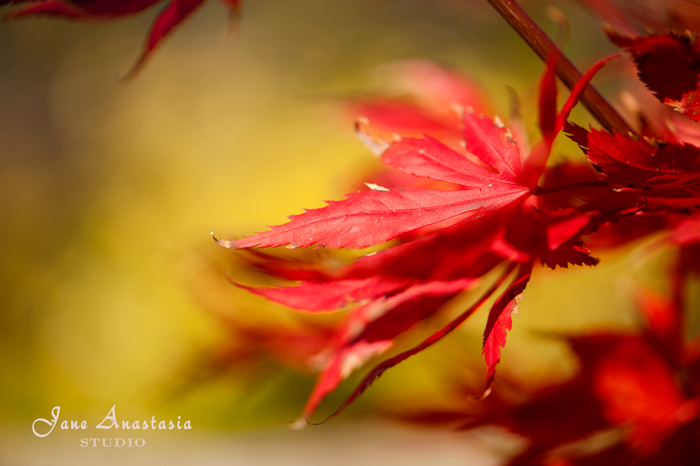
[608,32,700,122]
[482,262,533,384]
[568,124,700,188]
[570,334,699,453]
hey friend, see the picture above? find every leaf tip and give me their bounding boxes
[493,114,505,129]
[466,384,493,401]
[212,232,238,249]
[354,118,390,157]
[450,102,465,118]
[364,182,390,192]
[289,417,307,430]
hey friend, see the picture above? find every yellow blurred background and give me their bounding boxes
[0,0,671,464]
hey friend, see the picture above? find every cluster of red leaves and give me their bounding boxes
[1,0,241,76]
[378,4,700,463]
[22,0,700,460]
[6,0,700,461]
[392,235,700,465]
[210,19,700,431]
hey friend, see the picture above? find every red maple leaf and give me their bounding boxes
[217,110,532,251]
[567,124,700,190]
[608,31,700,122]
[214,56,620,423]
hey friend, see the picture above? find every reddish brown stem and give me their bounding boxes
[486,0,636,137]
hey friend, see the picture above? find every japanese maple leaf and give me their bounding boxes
[218,111,531,251]
[217,111,538,422]
[566,122,700,200]
[3,0,241,77]
[214,56,617,424]
[607,31,700,122]
[218,52,609,253]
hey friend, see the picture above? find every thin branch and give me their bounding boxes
[486,0,637,137]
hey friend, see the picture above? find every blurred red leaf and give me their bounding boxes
[4,0,241,76]
[608,31,700,122]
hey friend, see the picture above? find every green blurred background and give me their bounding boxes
[0,0,668,464]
